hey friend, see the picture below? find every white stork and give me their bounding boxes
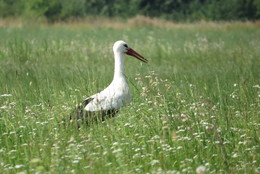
[70,40,148,125]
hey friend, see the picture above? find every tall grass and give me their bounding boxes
[0,22,259,173]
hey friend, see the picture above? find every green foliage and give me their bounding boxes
[254,0,260,18]
[0,0,259,21]
[0,24,259,173]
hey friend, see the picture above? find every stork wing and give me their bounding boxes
[83,97,94,107]
[69,97,93,123]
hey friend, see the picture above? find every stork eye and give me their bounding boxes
[123,44,128,48]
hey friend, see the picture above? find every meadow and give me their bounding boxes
[0,19,259,173]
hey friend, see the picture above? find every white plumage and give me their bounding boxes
[84,80,130,112]
[83,40,147,114]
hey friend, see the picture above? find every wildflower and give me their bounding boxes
[112,142,119,146]
[72,160,79,164]
[196,165,206,174]
[0,106,8,109]
[177,146,183,150]
[134,148,141,152]
[151,159,159,166]
[30,158,41,163]
[0,94,12,97]
[15,164,24,169]
[8,149,17,154]
[232,153,239,158]
[105,163,112,166]
[9,101,17,107]
[112,148,122,153]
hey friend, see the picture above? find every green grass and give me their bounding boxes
[0,23,259,173]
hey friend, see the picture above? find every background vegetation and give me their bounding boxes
[0,0,260,21]
[0,22,259,173]
[0,0,259,173]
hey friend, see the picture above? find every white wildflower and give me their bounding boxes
[232,153,239,158]
[177,146,183,150]
[0,106,8,109]
[196,165,206,174]
[15,164,24,169]
[30,158,41,163]
[112,142,119,146]
[0,94,12,97]
[151,159,159,166]
[112,148,122,153]
[72,160,79,164]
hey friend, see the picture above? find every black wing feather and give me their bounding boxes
[69,97,118,127]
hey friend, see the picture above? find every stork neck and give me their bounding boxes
[113,51,125,82]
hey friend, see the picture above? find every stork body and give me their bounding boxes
[70,40,147,125]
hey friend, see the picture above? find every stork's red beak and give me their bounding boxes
[125,48,148,63]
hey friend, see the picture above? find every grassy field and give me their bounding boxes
[0,20,259,173]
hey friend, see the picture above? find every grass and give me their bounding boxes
[0,20,259,173]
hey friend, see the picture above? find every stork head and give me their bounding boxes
[113,40,148,63]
